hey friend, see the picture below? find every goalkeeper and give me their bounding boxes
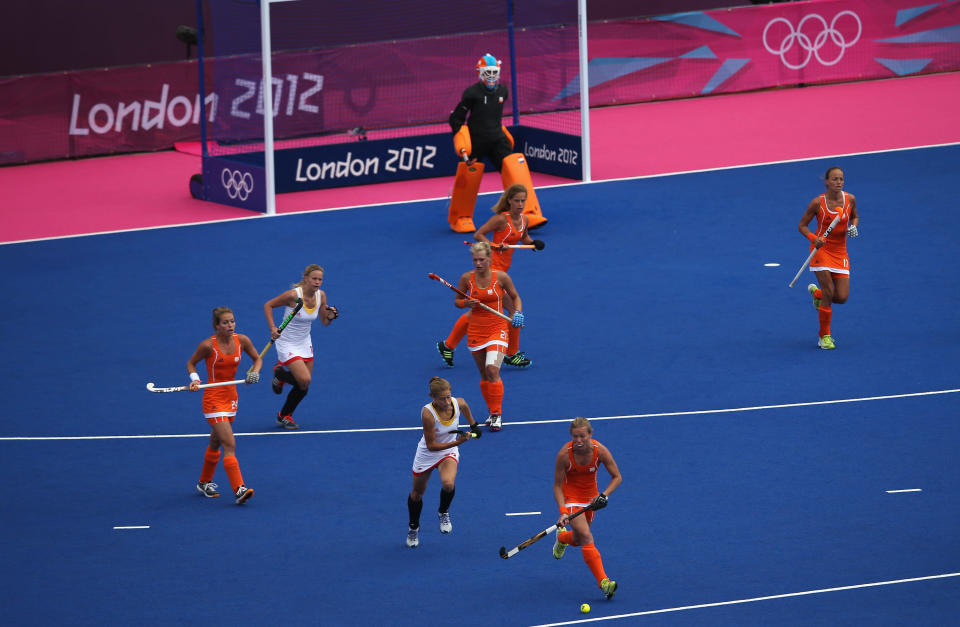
[446,53,548,232]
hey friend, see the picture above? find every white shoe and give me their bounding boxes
[196,481,220,498]
[406,527,419,547]
[234,485,254,505]
[438,511,452,533]
[489,415,502,431]
[483,415,493,426]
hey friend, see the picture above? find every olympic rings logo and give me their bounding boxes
[763,11,862,70]
[221,168,254,201]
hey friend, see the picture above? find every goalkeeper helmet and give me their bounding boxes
[476,54,501,89]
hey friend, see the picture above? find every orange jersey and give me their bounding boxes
[466,270,509,351]
[202,333,242,417]
[809,192,851,254]
[561,439,602,502]
[489,214,527,272]
[810,192,852,273]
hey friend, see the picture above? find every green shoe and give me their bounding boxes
[818,334,835,350]
[504,352,531,368]
[807,283,821,309]
[436,340,454,368]
[600,577,618,599]
[552,527,568,559]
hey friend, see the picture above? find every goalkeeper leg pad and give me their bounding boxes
[501,153,547,229]
[448,160,485,233]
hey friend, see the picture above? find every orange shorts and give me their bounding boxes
[810,246,850,275]
[203,395,238,426]
[467,321,508,352]
[561,502,595,524]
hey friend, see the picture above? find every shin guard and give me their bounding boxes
[448,161,485,232]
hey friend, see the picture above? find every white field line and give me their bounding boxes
[1,388,956,442]
[529,572,960,626]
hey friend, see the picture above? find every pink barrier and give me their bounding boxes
[1,0,958,165]
[583,0,960,104]
[0,64,202,164]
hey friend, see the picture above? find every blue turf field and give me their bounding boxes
[1,145,958,625]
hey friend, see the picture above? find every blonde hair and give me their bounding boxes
[429,376,451,397]
[211,306,234,328]
[569,417,592,433]
[294,264,324,288]
[470,241,492,258]
[492,183,528,214]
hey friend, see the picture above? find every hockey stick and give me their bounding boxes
[462,240,540,250]
[427,273,511,322]
[146,380,245,393]
[254,297,304,362]
[499,505,590,559]
[788,214,842,288]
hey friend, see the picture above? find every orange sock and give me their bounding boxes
[199,449,221,483]
[581,543,608,586]
[558,529,578,546]
[488,379,503,415]
[445,314,469,349]
[507,325,520,355]
[479,379,504,415]
[818,305,832,337]
[222,455,245,492]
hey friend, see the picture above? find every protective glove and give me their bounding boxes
[590,493,608,510]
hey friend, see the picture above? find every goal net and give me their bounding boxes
[194,0,587,212]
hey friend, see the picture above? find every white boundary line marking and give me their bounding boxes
[3,141,958,246]
[2,388,956,441]
[529,572,960,626]
[505,512,542,516]
[886,489,922,493]
[113,525,150,530]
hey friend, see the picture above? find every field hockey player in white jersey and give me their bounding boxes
[263,264,338,430]
[406,377,482,548]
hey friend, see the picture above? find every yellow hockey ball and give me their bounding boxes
[580,603,591,614]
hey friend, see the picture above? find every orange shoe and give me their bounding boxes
[450,217,476,233]
[524,213,548,229]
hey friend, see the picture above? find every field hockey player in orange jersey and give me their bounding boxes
[798,166,860,350]
[552,417,623,599]
[187,307,262,505]
[455,241,525,431]
[437,184,543,370]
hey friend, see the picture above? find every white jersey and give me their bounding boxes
[411,400,462,474]
[275,286,320,363]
